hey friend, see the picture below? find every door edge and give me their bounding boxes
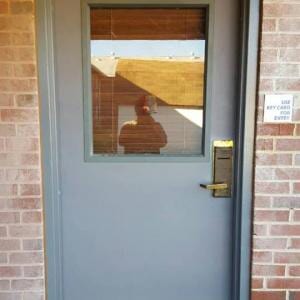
[35,0,64,299]
[35,0,260,299]
[231,0,260,299]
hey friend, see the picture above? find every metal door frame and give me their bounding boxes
[35,0,260,299]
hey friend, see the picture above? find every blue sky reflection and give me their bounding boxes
[91,40,206,58]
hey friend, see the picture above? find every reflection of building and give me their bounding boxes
[92,58,204,154]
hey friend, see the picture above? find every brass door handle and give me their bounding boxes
[200,183,228,190]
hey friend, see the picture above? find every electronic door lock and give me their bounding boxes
[200,140,233,198]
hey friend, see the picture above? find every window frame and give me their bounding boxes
[81,0,214,162]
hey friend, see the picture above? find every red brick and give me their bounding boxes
[252,251,272,263]
[0,94,14,107]
[252,278,263,289]
[0,184,17,196]
[23,266,43,278]
[0,16,9,31]
[0,226,7,237]
[267,278,300,289]
[6,198,41,210]
[0,79,37,92]
[294,109,300,122]
[0,109,38,122]
[16,124,39,137]
[274,252,300,263]
[5,15,34,32]
[252,264,285,276]
[256,138,273,151]
[253,238,287,250]
[262,19,276,32]
[264,3,300,17]
[0,1,8,14]
[260,64,299,77]
[279,124,295,135]
[13,47,36,61]
[0,280,9,290]
[261,49,278,63]
[262,34,300,48]
[15,94,38,107]
[19,184,40,196]
[0,48,14,61]
[254,196,272,208]
[0,293,22,300]
[11,279,44,291]
[22,239,43,251]
[5,138,39,152]
[271,225,300,236]
[280,49,300,63]
[0,33,10,47]
[255,182,289,194]
[279,19,300,32]
[0,124,15,136]
[0,169,4,182]
[0,63,13,77]
[289,292,300,300]
[253,224,268,236]
[251,291,285,300]
[289,266,300,277]
[9,252,43,264]
[293,182,300,194]
[256,153,292,166]
[254,210,289,222]
[257,124,294,136]
[0,239,20,251]
[0,0,42,295]
[276,139,300,151]
[273,197,300,208]
[255,168,274,181]
[11,33,34,46]
[0,253,7,263]
[296,124,300,136]
[0,154,18,167]
[14,64,36,78]
[274,168,300,180]
[0,212,19,224]
[294,210,300,222]
[276,79,300,92]
[290,238,300,249]
[257,107,264,122]
[10,1,34,15]
[259,78,273,91]
[6,169,40,182]
[0,266,21,277]
[8,225,42,238]
[23,292,44,300]
[18,153,39,166]
[22,211,42,223]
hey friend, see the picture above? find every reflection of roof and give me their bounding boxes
[91,57,204,107]
[92,57,118,77]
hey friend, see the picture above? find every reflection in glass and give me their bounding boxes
[90,8,207,155]
[119,96,167,154]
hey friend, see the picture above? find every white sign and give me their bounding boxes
[264,94,293,123]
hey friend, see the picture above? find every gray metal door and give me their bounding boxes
[52,0,239,299]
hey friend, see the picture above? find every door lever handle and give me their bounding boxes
[200,183,228,190]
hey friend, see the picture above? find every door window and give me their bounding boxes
[87,7,208,156]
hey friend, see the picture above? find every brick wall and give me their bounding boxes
[251,1,300,300]
[0,1,45,300]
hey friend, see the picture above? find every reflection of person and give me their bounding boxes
[119,95,167,154]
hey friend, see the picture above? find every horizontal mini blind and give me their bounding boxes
[90,8,206,40]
